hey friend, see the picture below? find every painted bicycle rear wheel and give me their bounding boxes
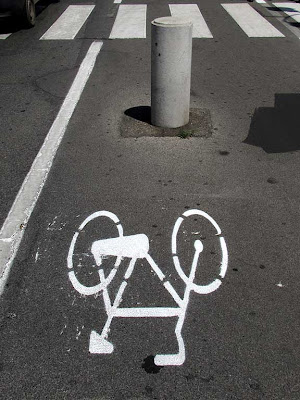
[171,209,228,294]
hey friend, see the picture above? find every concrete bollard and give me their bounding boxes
[151,17,193,128]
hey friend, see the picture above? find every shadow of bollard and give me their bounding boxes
[124,106,151,124]
[244,93,300,153]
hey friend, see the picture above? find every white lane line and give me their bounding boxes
[169,4,213,38]
[256,0,267,4]
[0,33,11,39]
[40,5,95,40]
[273,2,300,23]
[114,0,122,3]
[222,3,285,37]
[109,5,147,39]
[0,41,103,296]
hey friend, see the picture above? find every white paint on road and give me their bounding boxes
[60,323,67,335]
[1,3,292,41]
[68,209,228,366]
[273,2,300,23]
[0,33,11,40]
[222,3,285,37]
[109,5,147,39]
[40,5,95,40]
[0,41,103,296]
[169,4,213,38]
[92,234,149,263]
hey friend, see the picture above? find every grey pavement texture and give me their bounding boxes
[0,0,300,399]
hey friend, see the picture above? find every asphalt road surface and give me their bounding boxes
[1,0,300,398]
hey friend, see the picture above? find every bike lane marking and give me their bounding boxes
[67,209,228,366]
[0,41,103,295]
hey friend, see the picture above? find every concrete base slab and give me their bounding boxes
[120,107,212,138]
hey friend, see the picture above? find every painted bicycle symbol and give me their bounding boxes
[67,209,228,366]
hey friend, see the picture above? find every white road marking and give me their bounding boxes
[222,3,285,37]
[0,33,11,40]
[172,209,226,295]
[262,1,300,38]
[169,4,213,38]
[273,2,300,23]
[114,307,181,317]
[114,0,122,3]
[109,5,147,39]
[0,41,103,296]
[256,0,267,4]
[40,5,95,40]
[68,209,228,366]
[92,234,149,262]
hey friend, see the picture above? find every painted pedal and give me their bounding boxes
[89,331,114,354]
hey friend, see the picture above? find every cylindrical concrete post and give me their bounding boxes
[151,17,192,128]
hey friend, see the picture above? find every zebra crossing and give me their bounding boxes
[109,4,147,39]
[222,3,284,37]
[0,33,11,40]
[169,4,213,38]
[40,5,95,40]
[273,2,300,23]
[1,2,299,41]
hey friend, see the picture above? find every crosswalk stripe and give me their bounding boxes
[169,4,213,38]
[0,34,11,40]
[109,5,147,39]
[273,2,300,23]
[40,5,95,40]
[222,3,285,37]
[0,3,290,41]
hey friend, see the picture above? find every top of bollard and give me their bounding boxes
[151,16,193,28]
